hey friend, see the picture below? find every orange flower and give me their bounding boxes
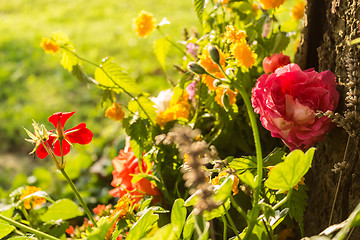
[109,143,161,201]
[211,172,239,195]
[218,0,230,4]
[93,204,106,216]
[198,45,226,74]
[20,186,46,210]
[291,1,305,21]
[215,88,237,107]
[259,0,286,10]
[40,38,60,54]
[231,39,257,68]
[105,102,125,121]
[156,91,191,127]
[223,25,247,44]
[106,194,135,240]
[251,3,260,15]
[134,11,155,37]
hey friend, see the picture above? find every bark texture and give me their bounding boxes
[296,0,360,238]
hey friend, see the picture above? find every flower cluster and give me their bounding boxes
[109,142,161,201]
[40,38,60,54]
[252,63,339,150]
[20,186,46,210]
[259,0,286,10]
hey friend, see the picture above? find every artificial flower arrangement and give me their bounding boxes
[1,0,358,239]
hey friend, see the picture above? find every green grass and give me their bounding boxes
[0,0,199,153]
[0,0,199,195]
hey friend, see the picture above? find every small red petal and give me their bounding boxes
[53,139,71,156]
[48,112,75,129]
[65,123,93,144]
[36,136,56,159]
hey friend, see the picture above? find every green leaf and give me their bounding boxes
[128,95,156,123]
[350,37,360,45]
[7,237,37,240]
[238,171,257,189]
[127,209,159,239]
[193,0,205,23]
[213,176,233,203]
[0,223,15,238]
[265,148,315,193]
[204,199,230,220]
[143,224,177,240]
[183,213,195,240]
[270,32,290,53]
[228,156,257,174]
[263,148,286,167]
[171,199,186,237]
[0,206,14,224]
[86,217,114,240]
[40,199,83,222]
[94,57,142,95]
[60,47,78,72]
[287,185,308,235]
[154,37,171,72]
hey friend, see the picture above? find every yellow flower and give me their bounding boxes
[202,72,225,91]
[156,102,190,127]
[291,1,305,21]
[223,25,247,44]
[106,194,135,240]
[134,10,155,37]
[198,45,226,74]
[251,3,260,15]
[231,39,257,68]
[20,186,46,210]
[214,88,237,107]
[259,0,286,10]
[105,102,125,121]
[211,172,239,195]
[40,38,60,54]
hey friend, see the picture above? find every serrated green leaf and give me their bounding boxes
[154,37,171,72]
[228,156,257,174]
[270,32,290,53]
[0,223,15,238]
[171,199,186,237]
[265,148,315,193]
[287,185,307,235]
[127,209,159,239]
[128,96,156,123]
[40,199,83,222]
[194,0,205,23]
[94,57,142,95]
[60,47,78,72]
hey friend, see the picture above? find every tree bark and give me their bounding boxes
[296,0,360,238]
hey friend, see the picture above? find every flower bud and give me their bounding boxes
[221,89,230,111]
[213,79,222,88]
[188,62,207,75]
[262,52,291,74]
[209,45,221,65]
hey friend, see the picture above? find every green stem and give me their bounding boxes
[62,47,155,126]
[272,189,292,211]
[221,215,228,240]
[0,213,59,240]
[230,195,249,222]
[234,82,263,240]
[223,205,241,240]
[157,28,194,61]
[60,168,98,227]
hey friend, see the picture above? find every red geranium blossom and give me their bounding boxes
[36,112,93,159]
[109,142,161,202]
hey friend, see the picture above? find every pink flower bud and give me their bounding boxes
[262,52,291,74]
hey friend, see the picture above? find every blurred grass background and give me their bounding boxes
[0,0,198,201]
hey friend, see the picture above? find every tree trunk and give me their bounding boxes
[296,0,360,238]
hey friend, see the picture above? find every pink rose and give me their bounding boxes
[263,52,291,74]
[252,63,339,150]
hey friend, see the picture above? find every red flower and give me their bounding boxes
[93,204,106,215]
[36,112,93,159]
[65,225,74,234]
[109,143,161,202]
[262,52,291,74]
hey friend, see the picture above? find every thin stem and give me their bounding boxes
[62,47,155,126]
[230,194,249,222]
[235,83,263,240]
[60,168,98,227]
[0,213,59,240]
[329,134,351,226]
[262,219,274,240]
[223,205,241,240]
[273,189,292,211]
[221,215,228,240]
[157,28,194,61]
